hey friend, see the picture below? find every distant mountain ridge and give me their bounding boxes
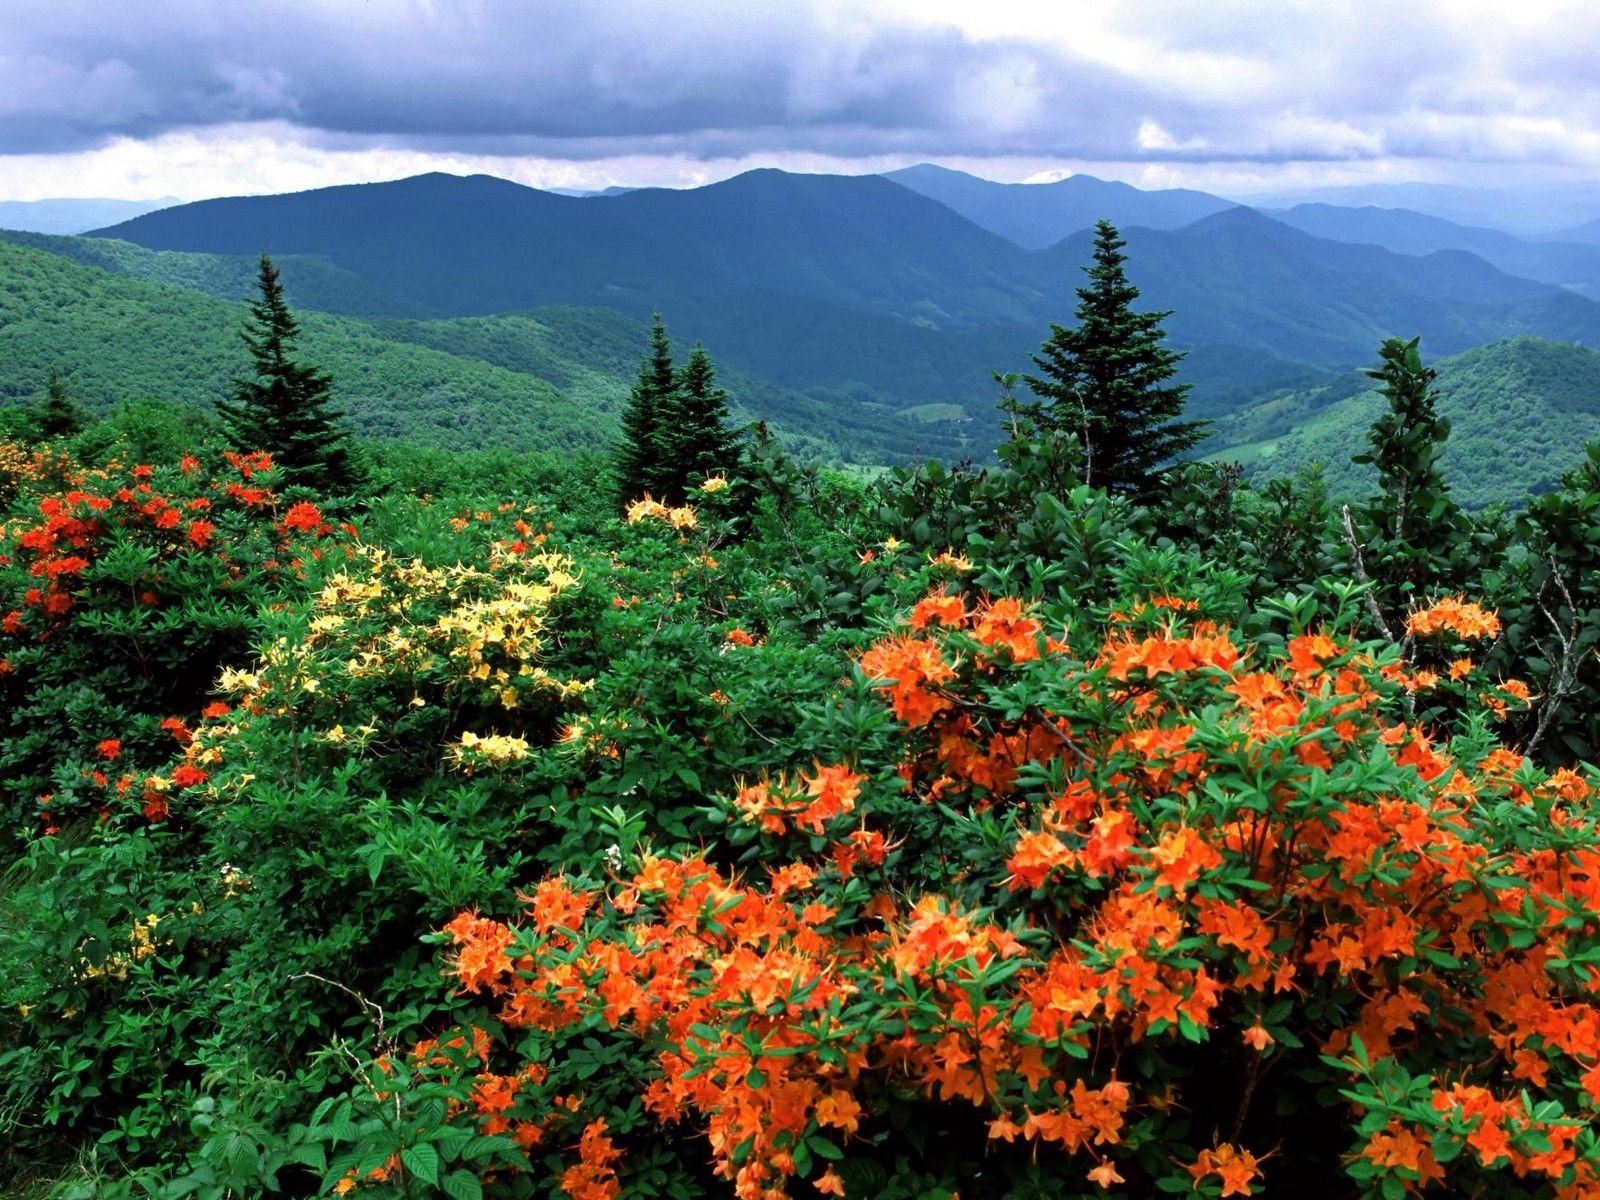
[882,163,1234,248]
[0,197,179,235]
[1264,204,1600,300]
[87,168,1600,434]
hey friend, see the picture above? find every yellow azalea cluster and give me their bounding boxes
[448,730,532,774]
[699,475,729,494]
[76,914,168,982]
[0,440,90,509]
[625,494,699,530]
[187,542,590,797]
[274,546,584,708]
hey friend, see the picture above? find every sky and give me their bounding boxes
[2,0,1600,202]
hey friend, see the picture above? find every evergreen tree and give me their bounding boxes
[1349,335,1466,617]
[660,344,739,502]
[615,314,679,503]
[34,367,83,439]
[1022,220,1206,497]
[219,255,359,494]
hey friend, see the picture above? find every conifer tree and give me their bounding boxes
[1023,221,1206,497]
[35,367,83,439]
[1348,335,1465,617]
[615,314,678,503]
[660,343,739,502]
[219,255,359,494]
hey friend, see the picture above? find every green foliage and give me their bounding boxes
[218,256,360,495]
[615,315,678,504]
[1023,221,1206,498]
[34,370,83,440]
[616,321,743,508]
[661,344,741,498]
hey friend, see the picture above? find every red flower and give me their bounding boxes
[187,520,216,548]
[170,764,208,788]
[97,739,122,761]
[282,501,323,532]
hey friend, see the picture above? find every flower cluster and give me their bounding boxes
[369,590,1600,1199]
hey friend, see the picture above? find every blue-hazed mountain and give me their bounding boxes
[1558,219,1600,247]
[1265,204,1600,299]
[882,163,1234,248]
[88,170,1600,428]
[0,197,179,235]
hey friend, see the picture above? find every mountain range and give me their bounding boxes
[3,163,1600,502]
[85,168,1600,430]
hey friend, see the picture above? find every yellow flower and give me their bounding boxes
[699,475,729,493]
[668,505,698,530]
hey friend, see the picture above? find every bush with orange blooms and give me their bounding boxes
[323,582,1600,1199]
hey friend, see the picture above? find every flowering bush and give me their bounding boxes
[0,444,347,837]
[326,585,1600,1198]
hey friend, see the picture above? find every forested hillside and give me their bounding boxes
[0,239,964,465]
[1215,336,1600,507]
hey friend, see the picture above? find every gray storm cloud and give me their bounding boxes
[2,0,1598,166]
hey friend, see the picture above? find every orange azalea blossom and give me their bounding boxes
[1188,1144,1262,1196]
[1405,595,1501,640]
[393,593,1600,1200]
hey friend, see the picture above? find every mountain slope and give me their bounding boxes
[0,239,606,453]
[1057,209,1600,368]
[1210,337,1600,507]
[93,169,1047,326]
[883,163,1233,248]
[0,229,427,317]
[1266,204,1600,299]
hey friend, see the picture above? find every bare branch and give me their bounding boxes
[1528,560,1583,757]
[1340,505,1396,644]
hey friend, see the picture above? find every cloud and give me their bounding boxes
[1,0,1599,195]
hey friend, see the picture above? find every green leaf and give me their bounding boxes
[402,1143,440,1186]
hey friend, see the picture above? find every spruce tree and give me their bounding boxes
[1349,335,1465,615]
[661,344,739,502]
[35,367,83,439]
[1023,220,1206,497]
[219,255,359,494]
[615,314,678,503]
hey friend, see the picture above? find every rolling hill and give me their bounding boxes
[1211,336,1600,508]
[0,231,980,464]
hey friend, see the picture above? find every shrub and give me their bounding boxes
[328,585,1600,1199]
